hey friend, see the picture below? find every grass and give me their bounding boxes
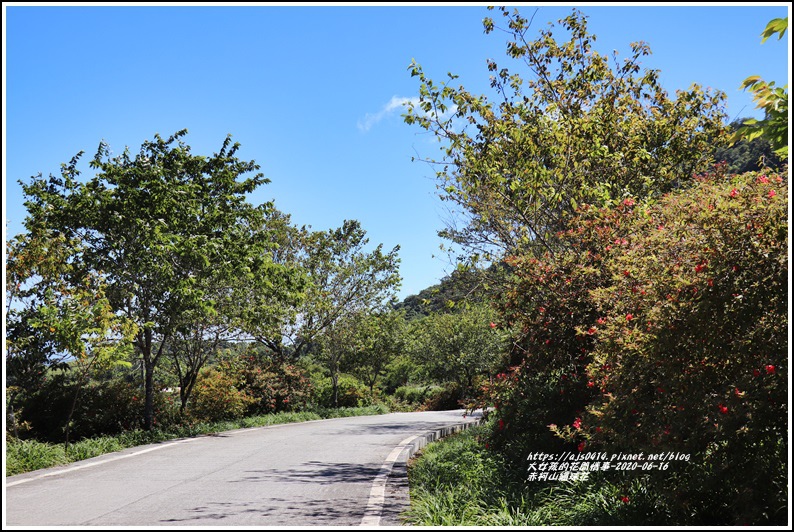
[403,423,674,526]
[6,404,389,477]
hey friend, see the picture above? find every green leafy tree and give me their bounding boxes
[297,221,401,406]
[715,119,784,173]
[410,303,506,399]
[405,7,727,262]
[345,309,407,393]
[252,219,401,360]
[17,130,304,430]
[731,17,788,158]
[6,230,137,446]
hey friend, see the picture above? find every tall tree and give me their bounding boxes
[409,303,506,398]
[346,309,406,393]
[248,219,401,363]
[18,130,304,429]
[405,7,728,263]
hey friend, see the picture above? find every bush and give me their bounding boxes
[12,375,153,442]
[483,165,788,524]
[6,438,68,476]
[580,167,788,524]
[421,383,467,411]
[394,385,443,405]
[310,374,372,408]
[186,368,253,423]
[216,352,312,415]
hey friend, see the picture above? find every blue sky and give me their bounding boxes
[3,3,790,300]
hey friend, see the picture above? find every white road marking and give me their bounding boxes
[5,440,193,487]
[360,434,418,526]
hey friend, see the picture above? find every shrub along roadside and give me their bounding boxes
[6,404,388,477]
[404,422,677,526]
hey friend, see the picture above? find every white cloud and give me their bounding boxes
[357,96,419,132]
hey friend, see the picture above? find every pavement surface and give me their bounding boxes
[5,409,478,527]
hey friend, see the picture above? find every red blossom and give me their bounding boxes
[718,404,728,414]
[498,419,505,431]
[577,442,586,452]
[489,322,497,329]
[572,418,582,429]
[758,175,770,184]
[768,189,777,198]
[587,327,597,335]
[626,313,633,321]
[597,317,607,325]
[621,496,630,504]
[729,188,739,198]
[587,381,595,388]
[753,369,761,377]
[623,198,635,207]
[694,262,707,273]
[766,364,776,375]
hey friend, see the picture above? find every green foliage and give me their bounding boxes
[186,368,253,423]
[405,7,727,262]
[409,303,507,398]
[393,385,443,405]
[345,309,407,392]
[310,374,373,408]
[482,165,788,524]
[17,129,305,430]
[216,349,312,415]
[406,426,679,526]
[714,119,783,174]
[6,438,69,476]
[732,18,789,158]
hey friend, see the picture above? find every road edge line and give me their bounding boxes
[359,415,483,527]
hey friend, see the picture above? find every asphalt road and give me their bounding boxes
[5,410,476,527]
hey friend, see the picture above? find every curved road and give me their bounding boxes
[5,410,477,526]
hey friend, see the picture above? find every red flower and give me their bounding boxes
[498,419,505,431]
[622,270,631,277]
[758,175,770,184]
[694,262,706,273]
[626,313,633,321]
[572,418,582,429]
[766,364,776,375]
[729,188,739,198]
[753,369,761,377]
[623,198,635,207]
[587,381,595,388]
[768,189,776,198]
[597,317,607,325]
[489,322,497,329]
[577,442,586,452]
[587,327,597,335]
[718,404,728,414]
[621,496,630,504]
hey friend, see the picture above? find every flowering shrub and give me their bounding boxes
[579,167,787,523]
[483,165,787,523]
[186,368,253,423]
